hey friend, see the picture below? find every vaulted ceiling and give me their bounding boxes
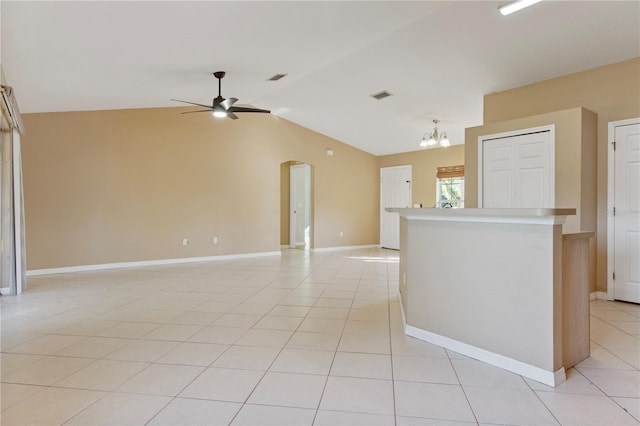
[2,1,638,155]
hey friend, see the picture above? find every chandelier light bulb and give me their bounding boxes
[440,133,450,147]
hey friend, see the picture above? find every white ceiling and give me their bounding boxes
[2,1,639,155]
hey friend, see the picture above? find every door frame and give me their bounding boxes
[380,165,412,250]
[289,163,311,250]
[607,117,640,300]
[477,125,555,208]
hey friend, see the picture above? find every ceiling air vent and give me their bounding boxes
[371,90,392,100]
[268,73,287,81]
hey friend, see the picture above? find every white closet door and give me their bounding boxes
[613,122,640,303]
[482,138,514,208]
[481,130,553,208]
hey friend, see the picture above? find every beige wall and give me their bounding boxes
[378,145,465,208]
[479,58,640,292]
[22,107,379,269]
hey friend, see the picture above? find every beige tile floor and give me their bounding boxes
[1,248,638,425]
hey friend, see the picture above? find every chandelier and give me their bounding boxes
[420,119,450,148]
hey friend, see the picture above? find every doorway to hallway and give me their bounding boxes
[290,163,311,250]
[280,161,314,251]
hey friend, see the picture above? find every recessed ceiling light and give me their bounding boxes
[498,0,542,16]
[371,90,392,100]
[267,74,287,81]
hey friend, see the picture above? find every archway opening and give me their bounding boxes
[280,161,314,250]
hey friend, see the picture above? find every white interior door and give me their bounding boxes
[611,121,640,303]
[290,164,311,249]
[380,165,411,250]
[480,129,554,208]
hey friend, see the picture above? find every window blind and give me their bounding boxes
[436,165,464,179]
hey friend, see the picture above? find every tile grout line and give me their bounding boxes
[51,273,244,425]
[523,369,563,425]
[445,348,480,425]
[310,252,361,425]
[50,263,296,425]
[227,250,328,425]
[573,339,640,423]
[385,251,398,426]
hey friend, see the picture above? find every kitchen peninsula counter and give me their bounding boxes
[386,208,591,387]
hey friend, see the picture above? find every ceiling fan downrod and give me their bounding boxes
[213,71,225,98]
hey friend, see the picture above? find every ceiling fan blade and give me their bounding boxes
[229,106,271,114]
[227,111,239,120]
[180,109,215,114]
[221,97,238,110]
[171,99,212,108]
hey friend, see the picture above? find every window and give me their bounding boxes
[436,165,464,208]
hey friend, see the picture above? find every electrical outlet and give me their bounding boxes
[213,236,218,245]
[339,231,343,238]
[182,238,189,246]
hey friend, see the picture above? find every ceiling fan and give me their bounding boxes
[171,71,270,119]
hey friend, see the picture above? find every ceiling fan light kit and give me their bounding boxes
[171,71,270,120]
[420,119,450,148]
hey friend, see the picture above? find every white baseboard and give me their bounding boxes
[404,324,565,387]
[0,287,12,295]
[399,295,565,387]
[26,251,282,277]
[398,292,407,327]
[590,291,609,301]
[311,244,379,253]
